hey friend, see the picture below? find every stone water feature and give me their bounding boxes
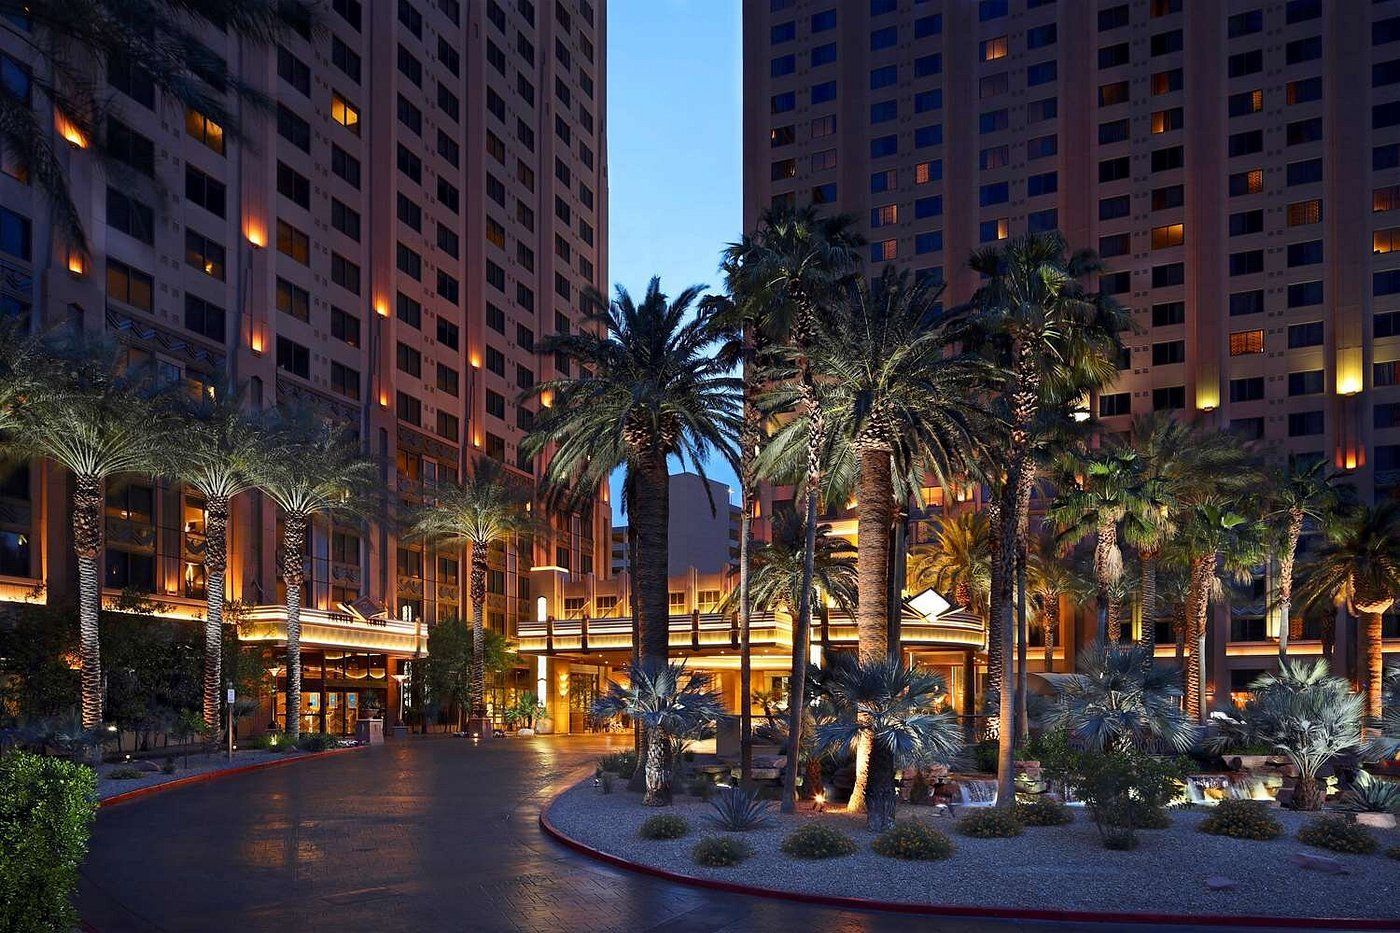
[1182,772,1282,806]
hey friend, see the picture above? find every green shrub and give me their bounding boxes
[1296,815,1378,855]
[1015,797,1073,827]
[0,751,98,933]
[971,740,999,774]
[1099,806,1173,830]
[245,732,292,751]
[1197,800,1283,841]
[692,835,753,867]
[871,819,954,861]
[294,732,340,752]
[780,822,857,859]
[638,814,689,840]
[1068,747,1184,848]
[956,807,1024,838]
[1103,828,1139,850]
[107,766,144,780]
[599,750,638,776]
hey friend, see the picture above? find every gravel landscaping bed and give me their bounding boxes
[546,779,1400,920]
[96,748,342,799]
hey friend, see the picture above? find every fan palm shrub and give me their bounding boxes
[13,331,172,729]
[948,232,1129,806]
[812,656,963,831]
[252,409,375,737]
[162,378,272,729]
[591,663,727,807]
[1045,642,1197,753]
[1227,659,1363,810]
[2,0,314,252]
[1295,500,1400,724]
[723,205,860,813]
[405,460,534,733]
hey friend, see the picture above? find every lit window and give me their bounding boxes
[184,108,225,154]
[331,92,361,134]
[1376,185,1400,212]
[1241,170,1264,195]
[1287,199,1322,225]
[872,238,897,261]
[872,204,898,226]
[1229,329,1265,356]
[1151,223,1184,249]
[980,36,1008,61]
[1375,227,1400,254]
[914,160,937,184]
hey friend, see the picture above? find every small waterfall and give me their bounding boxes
[959,779,998,806]
[1184,774,1276,805]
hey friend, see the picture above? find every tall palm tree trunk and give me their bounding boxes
[633,458,672,672]
[867,735,897,833]
[984,495,1005,739]
[847,445,893,813]
[281,511,308,737]
[783,369,822,814]
[642,720,670,807]
[1277,511,1304,660]
[737,492,754,785]
[1041,593,1057,672]
[1015,540,1029,741]
[468,546,489,732]
[1095,518,1115,643]
[74,474,105,731]
[203,495,231,731]
[1363,609,1386,724]
[1138,549,1158,656]
[1184,555,1211,721]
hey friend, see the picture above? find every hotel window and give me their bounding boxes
[1029,97,1057,122]
[1286,118,1323,145]
[1382,361,1400,389]
[1288,240,1323,267]
[771,91,795,114]
[1152,340,1185,365]
[979,109,1008,133]
[1152,107,1183,133]
[330,362,359,401]
[982,145,1011,171]
[398,293,422,329]
[871,204,898,227]
[1229,210,1263,236]
[915,160,940,184]
[1151,68,1182,95]
[770,159,795,182]
[1230,377,1265,403]
[1376,228,1400,254]
[1153,386,1185,411]
[1229,129,1263,157]
[915,89,943,112]
[1229,49,1262,78]
[1377,403,1400,431]
[1150,29,1182,55]
[1100,392,1131,417]
[184,108,225,154]
[1287,76,1322,105]
[1379,310,1400,338]
[812,183,837,204]
[771,125,794,147]
[1230,169,1264,196]
[276,336,309,378]
[1027,172,1057,197]
[184,166,226,217]
[276,220,309,265]
[331,307,360,348]
[106,259,153,311]
[1152,301,1185,327]
[811,43,836,67]
[1228,10,1262,38]
[1147,223,1183,250]
[1098,42,1129,69]
[668,591,686,611]
[1288,411,1324,437]
[396,342,421,377]
[1229,330,1264,356]
[1151,146,1183,172]
[1376,185,1400,213]
[870,169,896,193]
[915,196,942,218]
[1287,159,1323,187]
[1288,281,1324,307]
[1098,81,1129,107]
[183,295,225,342]
[980,36,1008,62]
[1287,36,1322,65]
[1228,90,1263,118]
[871,135,897,158]
[980,72,1009,99]
[1099,195,1129,220]
[1028,134,1057,159]
[1287,321,1324,348]
[979,218,1009,242]
[1098,156,1129,182]
[871,239,897,262]
[870,26,897,51]
[276,278,309,322]
[331,145,360,188]
[1102,270,1131,295]
[870,66,896,90]
[1287,199,1322,226]
[331,92,360,134]
[811,115,836,138]
[1100,233,1131,259]
[1229,251,1263,276]
[1289,370,1325,396]
[395,392,422,427]
[811,149,836,172]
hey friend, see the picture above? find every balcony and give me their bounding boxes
[238,604,425,655]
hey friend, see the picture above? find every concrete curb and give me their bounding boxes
[538,792,1400,931]
[99,744,368,808]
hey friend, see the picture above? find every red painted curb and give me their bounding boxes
[538,796,1400,931]
[99,744,368,808]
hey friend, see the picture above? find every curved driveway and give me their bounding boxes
[80,736,1318,932]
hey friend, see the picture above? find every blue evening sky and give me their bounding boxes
[606,1,743,522]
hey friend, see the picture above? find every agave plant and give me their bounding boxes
[708,784,771,831]
[1232,659,1363,811]
[1335,771,1400,814]
[591,663,727,807]
[1045,642,1198,754]
[812,656,963,832]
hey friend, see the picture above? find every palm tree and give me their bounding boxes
[1046,643,1197,753]
[907,511,992,614]
[723,513,857,623]
[1295,500,1400,724]
[524,279,740,681]
[406,460,534,735]
[1047,447,1140,643]
[591,663,727,806]
[1026,534,1092,672]
[1227,659,1363,810]
[812,656,963,832]
[0,316,38,434]
[1174,499,1266,721]
[14,331,170,729]
[2,0,314,253]
[1262,459,1338,661]
[254,409,375,737]
[164,378,273,730]
[723,205,860,814]
[950,232,1128,807]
